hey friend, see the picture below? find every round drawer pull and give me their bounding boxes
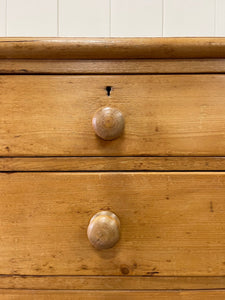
[92,107,125,140]
[87,211,120,250]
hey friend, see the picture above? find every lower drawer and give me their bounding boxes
[1,172,225,276]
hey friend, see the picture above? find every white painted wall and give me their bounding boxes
[0,0,224,37]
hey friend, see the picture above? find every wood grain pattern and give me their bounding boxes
[1,38,225,59]
[1,59,225,74]
[1,172,225,276]
[0,275,225,290]
[92,107,125,141]
[1,38,225,293]
[1,157,225,171]
[87,211,121,249]
[1,289,225,300]
[2,75,225,156]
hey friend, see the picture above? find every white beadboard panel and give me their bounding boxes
[215,0,225,36]
[163,0,215,37]
[7,0,57,37]
[0,0,6,36]
[111,0,162,37]
[59,0,110,37]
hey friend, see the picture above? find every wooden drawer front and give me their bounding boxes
[1,172,225,276]
[1,75,225,156]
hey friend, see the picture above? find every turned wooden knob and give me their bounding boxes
[87,211,120,250]
[92,107,125,140]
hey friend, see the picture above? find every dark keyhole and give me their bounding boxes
[106,86,112,96]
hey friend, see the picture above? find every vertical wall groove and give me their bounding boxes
[109,0,111,37]
[5,0,7,36]
[162,0,164,37]
[214,0,217,36]
[57,0,59,37]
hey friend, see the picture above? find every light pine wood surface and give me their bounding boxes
[1,157,225,171]
[1,38,225,296]
[1,59,225,74]
[2,75,225,156]
[0,275,225,290]
[1,289,225,300]
[1,38,225,59]
[1,172,225,277]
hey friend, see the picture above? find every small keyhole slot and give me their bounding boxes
[106,86,112,96]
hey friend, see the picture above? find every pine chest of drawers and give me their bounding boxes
[1,38,225,299]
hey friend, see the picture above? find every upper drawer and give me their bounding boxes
[1,74,225,156]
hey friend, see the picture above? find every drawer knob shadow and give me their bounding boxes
[87,211,120,250]
[92,107,125,140]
